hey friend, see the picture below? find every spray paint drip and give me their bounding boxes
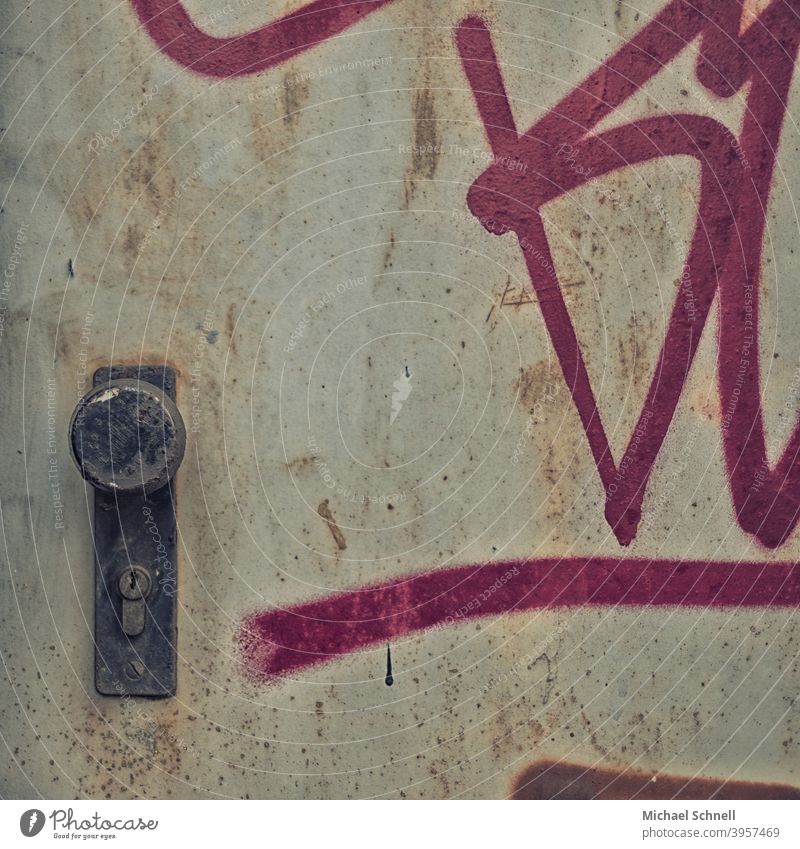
[385,643,394,686]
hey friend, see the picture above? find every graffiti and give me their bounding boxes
[238,557,800,679]
[129,0,397,77]
[510,761,800,800]
[455,1,800,549]
[128,1,800,679]
[132,0,800,549]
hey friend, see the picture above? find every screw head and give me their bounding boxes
[70,379,186,494]
[126,660,145,680]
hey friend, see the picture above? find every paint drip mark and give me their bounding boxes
[385,643,393,686]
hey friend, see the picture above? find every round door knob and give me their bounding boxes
[69,379,186,494]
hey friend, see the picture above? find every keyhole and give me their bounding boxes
[118,566,151,601]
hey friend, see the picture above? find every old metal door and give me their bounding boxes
[1,0,799,799]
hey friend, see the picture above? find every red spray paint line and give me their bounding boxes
[238,558,800,680]
[129,0,397,77]
[456,2,800,549]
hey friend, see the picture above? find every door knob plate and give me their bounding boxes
[71,365,183,697]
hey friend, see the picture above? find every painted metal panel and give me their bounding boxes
[1,0,799,798]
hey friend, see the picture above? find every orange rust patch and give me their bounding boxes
[511,761,800,800]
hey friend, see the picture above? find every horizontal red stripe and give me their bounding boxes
[239,558,800,680]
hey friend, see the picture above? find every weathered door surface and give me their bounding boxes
[2,0,800,799]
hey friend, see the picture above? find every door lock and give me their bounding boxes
[117,565,153,637]
[70,366,185,697]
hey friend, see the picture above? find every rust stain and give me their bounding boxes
[74,703,193,799]
[247,109,280,166]
[226,303,238,355]
[247,72,308,166]
[690,367,721,423]
[281,71,311,128]
[515,360,562,415]
[410,89,439,178]
[122,135,178,213]
[318,499,347,550]
[404,88,440,206]
[511,761,800,800]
